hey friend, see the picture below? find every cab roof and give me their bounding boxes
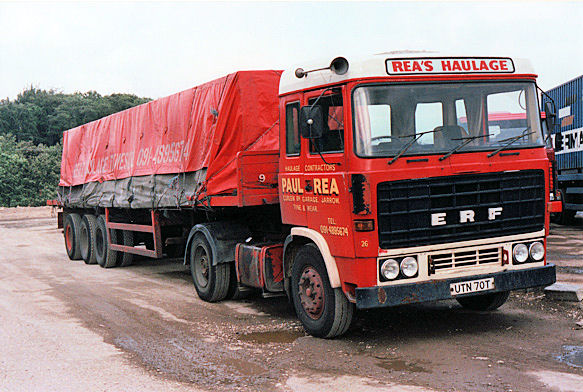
[279,51,536,95]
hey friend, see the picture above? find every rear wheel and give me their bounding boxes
[291,244,354,338]
[456,291,510,311]
[64,213,82,260]
[226,263,253,300]
[80,215,98,264]
[95,215,120,268]
[118,230,134,267]
[189,234,230,302]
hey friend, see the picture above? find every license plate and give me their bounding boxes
[450,277,495,296]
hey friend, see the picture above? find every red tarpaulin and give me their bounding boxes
[60,70,282,197]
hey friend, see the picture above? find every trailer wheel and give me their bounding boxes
[95,215,120,268]
[554,192,577,225]
[291,244,353,338]
[64,213,82,260]
[456,291,510,311]
[559,210,577,225]
[189,233,230,302]
[80,215,98,264]
[118,230,134,267]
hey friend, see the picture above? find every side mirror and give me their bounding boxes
[544,101,556,133]
[299,106,324,139]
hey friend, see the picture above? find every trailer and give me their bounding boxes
[59,54,556,338]
[543,75,583,223]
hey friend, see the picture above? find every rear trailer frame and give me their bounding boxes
[105,208,163,258]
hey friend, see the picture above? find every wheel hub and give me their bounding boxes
[65,225,72,250]
[298,266,324,320]
[199,255,209,279]
[193,245,210,288]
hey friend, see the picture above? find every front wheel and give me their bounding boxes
[291,244,354,338]
[456,291,510,311]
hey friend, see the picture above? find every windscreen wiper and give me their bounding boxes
[487,128,535,158]
[388,128,443,165]
[439,134,494,161]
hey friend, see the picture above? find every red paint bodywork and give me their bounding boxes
[279,74,552,290]
[235,243,283,291]
[105,208,163,258]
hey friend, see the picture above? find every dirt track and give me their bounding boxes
[1,207,583,391]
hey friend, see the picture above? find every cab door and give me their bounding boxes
[302,87,354,258]
[279,93,307,226]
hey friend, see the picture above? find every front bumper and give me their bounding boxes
[355,264,556,309]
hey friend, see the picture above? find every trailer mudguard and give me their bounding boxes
[184,222,251,266]
[283,227,341,288]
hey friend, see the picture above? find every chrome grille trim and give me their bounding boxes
[429,247,501,273]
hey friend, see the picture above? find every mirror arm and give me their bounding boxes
[537,84,557,136]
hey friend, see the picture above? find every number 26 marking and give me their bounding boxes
[360,240,369,248]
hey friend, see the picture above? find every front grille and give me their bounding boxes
[377,170,545,249]
[429,247,501,274]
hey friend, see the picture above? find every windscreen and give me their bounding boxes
[353,82,543,158]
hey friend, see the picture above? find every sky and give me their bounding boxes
[1,1,582,101]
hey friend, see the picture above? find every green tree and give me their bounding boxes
[0,87,150,146]
[0,135,63,207]
[0,87,149,206]
[0,135,28,206]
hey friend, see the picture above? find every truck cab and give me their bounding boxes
[278,53,556,336]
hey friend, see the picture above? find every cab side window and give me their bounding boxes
[285,102,300,155]
[309,94,344,154]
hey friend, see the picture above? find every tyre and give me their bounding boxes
[456,291,510,311]
[189,233,230,302]
[64,213,82,260]
[290,244,354,338]
[80,215,98,264]
[118,230,134,267]
[95,215,120,268]
[555,192,577,225]
[560,209,577,225]
[226,263,252,300]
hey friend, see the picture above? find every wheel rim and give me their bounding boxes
[298,266,325,320]
[65,225,73,251]
[193,245,210,288]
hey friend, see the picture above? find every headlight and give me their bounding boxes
[529,242,545,261]
[400,256,418,278]
[380,259,400,280]
[513,243,529,263]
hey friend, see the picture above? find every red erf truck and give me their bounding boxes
[59,53,557,338]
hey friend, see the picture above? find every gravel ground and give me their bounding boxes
[0,206,582,392]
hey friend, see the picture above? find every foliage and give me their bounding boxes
[0,135,62,206]
[0,87,150,207]
[0,87,150,146]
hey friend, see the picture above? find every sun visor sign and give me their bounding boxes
[386,57,515,75]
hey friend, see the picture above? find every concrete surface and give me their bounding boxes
[547,214,583,302]
[0,206,582,392]
[545,283,583,302]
